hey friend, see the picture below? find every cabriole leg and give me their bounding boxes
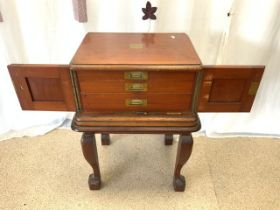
[173,134,193,192]
[81,132,101,190]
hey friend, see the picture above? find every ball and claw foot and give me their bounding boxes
[173,175,186,192]
[88,174,101,190]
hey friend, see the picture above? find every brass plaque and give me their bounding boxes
[126,99,147,107]
[248,82,260,96]
[124,71,148,80]
[129,43,143,49]
[125,83,147,92]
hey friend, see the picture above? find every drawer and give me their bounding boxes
[77,71,196,93]
[80,93,192,112]
[78,80,194,93]
[77,70,196,81]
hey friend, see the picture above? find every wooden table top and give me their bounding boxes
[71,33,201,65]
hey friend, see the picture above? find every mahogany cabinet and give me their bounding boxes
[8,33,265,191]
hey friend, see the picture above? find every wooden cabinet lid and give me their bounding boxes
[71,33,201,65]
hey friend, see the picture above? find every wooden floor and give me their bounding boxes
[0,130,279,210]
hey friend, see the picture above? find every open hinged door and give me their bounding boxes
[198,65,265,112]
[8,64,76,111]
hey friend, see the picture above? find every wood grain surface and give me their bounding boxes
[71,33,202,65]
[8,64,76,111]
[198,65,265,112]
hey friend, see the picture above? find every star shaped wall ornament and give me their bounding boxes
[142,1,157,20]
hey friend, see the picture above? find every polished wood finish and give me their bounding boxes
[101,134,110,145]
[77,71,195,93]
[71,112,201,134]
[77,70,196,81]
[164,134,173,145]
[71,33,202,65]
[173,134,193,192]
[7,33,266,192]
[73,112,199,127]
[8,64,75,111]
[198,65,265,112]
[80,93,193,112]
[75,68,196,112]
[81,132,101,190]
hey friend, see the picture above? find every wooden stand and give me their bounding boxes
[72,112,200,191]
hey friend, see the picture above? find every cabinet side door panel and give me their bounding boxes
[198,65,264,112]
[8,64,76,111]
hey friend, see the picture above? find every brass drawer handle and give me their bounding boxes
[126,99,147,106]
[124,71,148,80]
[125,83,147,92]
